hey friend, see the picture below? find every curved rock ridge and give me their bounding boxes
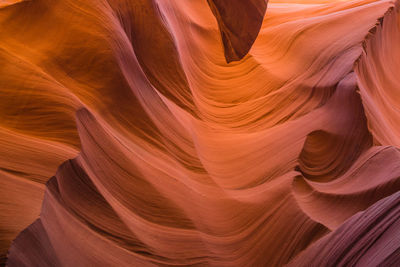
[0,0,399,266]
[356,1,400,147]
[288,190,400,266]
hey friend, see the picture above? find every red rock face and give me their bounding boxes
[207,0,268,62]
[1,0,400,266]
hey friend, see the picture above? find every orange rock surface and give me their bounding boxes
[1,0,400,265]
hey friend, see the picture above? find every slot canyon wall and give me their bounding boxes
[1,0,400,266]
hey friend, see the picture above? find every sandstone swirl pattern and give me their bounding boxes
[1,0,400,266]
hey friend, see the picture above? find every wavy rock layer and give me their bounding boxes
[1,0,400,266]
[288,191,400,266]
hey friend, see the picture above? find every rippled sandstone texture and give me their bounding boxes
[1,0,400,266]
